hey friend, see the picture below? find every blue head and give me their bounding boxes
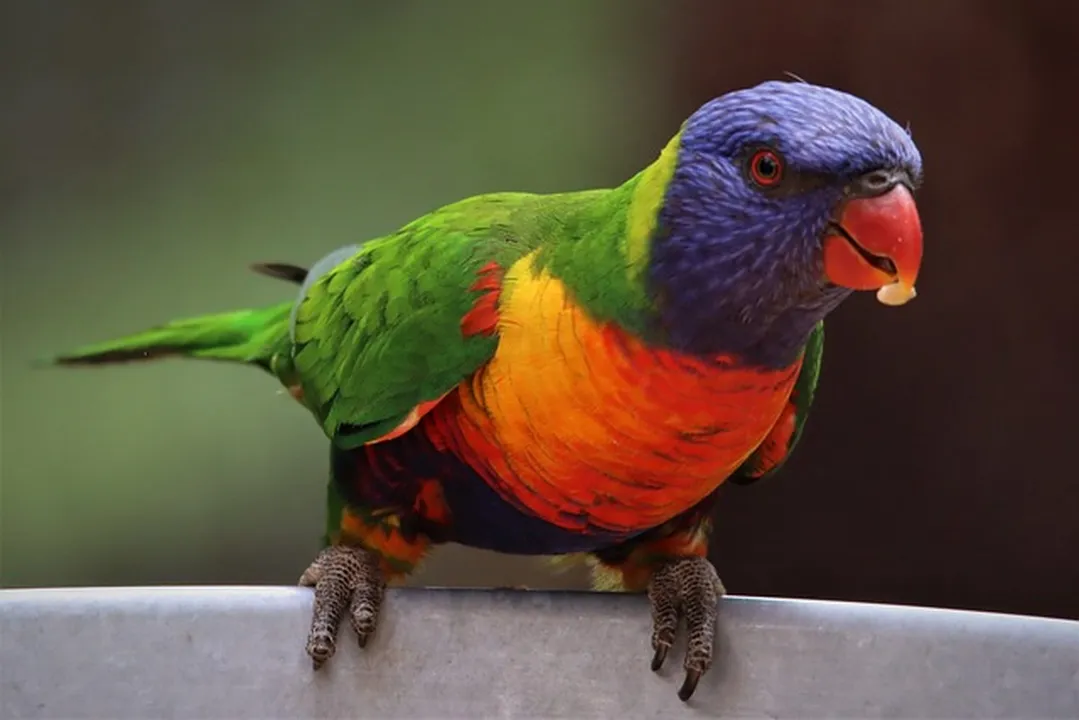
[648,80,925,368]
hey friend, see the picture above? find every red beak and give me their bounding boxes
[822,184,923,303]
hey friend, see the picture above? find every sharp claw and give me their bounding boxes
[651,645,669,671]
[678,669,701,702]
[309,649,330,670]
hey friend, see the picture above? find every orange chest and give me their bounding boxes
[433,263,803,535]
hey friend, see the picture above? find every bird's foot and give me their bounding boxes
[647,556,726,702]
[298,545,386,669]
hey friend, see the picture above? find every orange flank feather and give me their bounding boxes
[413,478,451,526]
[743,397,798,478]
[337,478,450,577]
[605,522,711,591]
[424,254,803,537]
[338,508,431,577]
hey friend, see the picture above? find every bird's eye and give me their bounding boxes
[748,149,784,188]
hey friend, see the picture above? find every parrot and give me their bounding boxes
[49,79,924,702]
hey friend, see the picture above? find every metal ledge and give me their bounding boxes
[1,587,1077,719]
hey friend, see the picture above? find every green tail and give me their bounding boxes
[49,262,308,374]
[50,303,293,373]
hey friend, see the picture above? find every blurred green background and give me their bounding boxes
[1,1,671,589]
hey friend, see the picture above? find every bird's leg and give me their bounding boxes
[647,556,725,701]
[298,545,387,667]
[298,505,431,669]
[589,497,723,702]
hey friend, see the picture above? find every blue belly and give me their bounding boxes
[437,462,631,554]
[332,435,632,556]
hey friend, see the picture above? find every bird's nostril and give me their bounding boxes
[866,171,890,189]
[852,169,897,197]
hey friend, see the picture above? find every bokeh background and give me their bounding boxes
[3,1,1077,619]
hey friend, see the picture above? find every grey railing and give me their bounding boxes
[2,587,1077,719]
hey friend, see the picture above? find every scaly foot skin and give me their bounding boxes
[298,545,386,669]
[647,556,726,702]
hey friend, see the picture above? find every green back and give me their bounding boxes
[288,191,626,449]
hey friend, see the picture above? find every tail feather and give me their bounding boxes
[46,260,313,372]
[49,302,295,372]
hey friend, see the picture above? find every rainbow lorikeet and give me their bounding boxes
[50,80,924,702]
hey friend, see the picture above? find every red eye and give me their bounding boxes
[749,149,783,187]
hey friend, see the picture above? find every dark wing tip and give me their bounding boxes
[250,262,308,284]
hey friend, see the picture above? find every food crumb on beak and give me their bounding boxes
[876,281,917,306]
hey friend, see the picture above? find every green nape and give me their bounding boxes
[535,130,682,338]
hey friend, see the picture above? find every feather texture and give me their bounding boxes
[49,80,921,583]
[425,254,803,535]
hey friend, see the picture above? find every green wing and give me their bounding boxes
[290,193,539,449]
[730,321,825,484]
